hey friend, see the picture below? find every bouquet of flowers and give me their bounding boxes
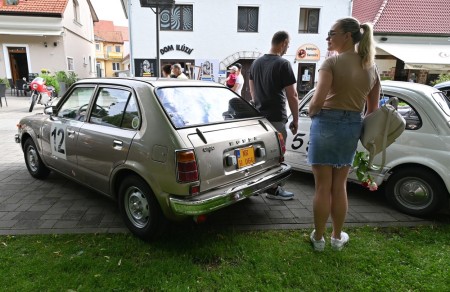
[352,151,378,191]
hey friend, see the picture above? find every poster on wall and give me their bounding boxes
[194,59,220,82]
[295,44,320,61]
[134,59,158,77]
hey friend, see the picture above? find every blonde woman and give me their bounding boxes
[308,17,380,251]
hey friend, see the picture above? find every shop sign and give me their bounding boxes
[296,44,320,61]
[160,44,194,55]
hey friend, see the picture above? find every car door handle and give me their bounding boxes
[67,129,75,137]
[113,140,123,148]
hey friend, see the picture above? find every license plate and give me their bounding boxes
[235,146,255,168]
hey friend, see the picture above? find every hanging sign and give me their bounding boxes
[296,44,320,61]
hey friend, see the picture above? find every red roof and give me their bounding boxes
[352,0,450,35]
[94,20,128,43]
[0,0,68,16]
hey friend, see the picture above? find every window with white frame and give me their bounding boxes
[115,46,121,53]
[112,62,120,71]
[299,8,320,33]
[160,5,193,31]
[67,57,74,71]
[237,7,259,32]
[95,43,100,51]
[73,0,80,23]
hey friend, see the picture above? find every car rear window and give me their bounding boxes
[155,86,261,128]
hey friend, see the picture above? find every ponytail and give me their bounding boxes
[358,23,376,69]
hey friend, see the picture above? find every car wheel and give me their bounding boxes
[118,175,166,240]
[385,168,447,216]
[29,93,37,112]
[23,138,50,179]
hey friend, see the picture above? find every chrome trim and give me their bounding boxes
[169,163,291,215]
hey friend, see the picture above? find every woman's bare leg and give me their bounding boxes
[330,166,350,239]
[311,165,333,239]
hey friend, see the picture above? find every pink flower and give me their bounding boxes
[369,181,378,191]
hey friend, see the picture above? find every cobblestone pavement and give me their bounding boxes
[0,94,447,236]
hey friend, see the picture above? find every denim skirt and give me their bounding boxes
[308,109,363,167]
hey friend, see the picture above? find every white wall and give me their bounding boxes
[127,0,351,79]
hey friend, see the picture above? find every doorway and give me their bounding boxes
[8,47,29,83]
[297,63,316,99]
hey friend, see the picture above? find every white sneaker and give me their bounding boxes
[331,231,349,251]
[310,230,325,252]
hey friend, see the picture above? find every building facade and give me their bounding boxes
[353,0,450,85]
[94,20,126,77]
[0,0,98,85]
[121,0,352,100]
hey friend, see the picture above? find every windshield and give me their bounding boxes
[431,92,450,117]
[155,86,261,128]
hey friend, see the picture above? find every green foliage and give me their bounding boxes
[55,70,78,87]
[0,225,449,290]
[431,73,450,86]
[39,74,60,94]
[0,77,10,88]
[352,151,371,182]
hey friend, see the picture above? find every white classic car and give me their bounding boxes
[285,81,450,216]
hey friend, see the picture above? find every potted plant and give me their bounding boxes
[56,71,78,96]
[0,78,8,106]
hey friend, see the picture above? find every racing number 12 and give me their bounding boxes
[51,128,65,154]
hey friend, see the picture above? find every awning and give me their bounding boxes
[0,29,63,36]
[377,43,450,70]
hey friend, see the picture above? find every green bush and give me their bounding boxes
[40,74,60,94]
[0,77,10,88]
[431,73,450,86]
[55,70,78,87]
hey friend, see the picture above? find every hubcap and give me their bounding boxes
[125,187,149,228]
[395,177,433,210]
[27,147,38,173]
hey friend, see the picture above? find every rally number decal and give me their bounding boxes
[50,124,67,159]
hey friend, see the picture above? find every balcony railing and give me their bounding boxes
[108,52,123,59]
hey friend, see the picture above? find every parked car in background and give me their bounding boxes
[434,80,450,100]
[285,81,450,216]
[15,78,291,240]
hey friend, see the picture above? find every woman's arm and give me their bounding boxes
[365,78,380,115]
[308,69,332,116]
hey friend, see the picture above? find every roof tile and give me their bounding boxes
[0,0,68,15]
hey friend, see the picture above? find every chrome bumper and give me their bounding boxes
[15,134,21,144]
[169,163,292,216]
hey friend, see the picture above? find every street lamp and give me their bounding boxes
[139,0,175,77]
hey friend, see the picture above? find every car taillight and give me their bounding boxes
[276,132,286,163]
[176,150,199,183]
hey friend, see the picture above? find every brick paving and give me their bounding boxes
[0,93,446,236]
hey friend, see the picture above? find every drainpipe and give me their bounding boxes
[349,0,353,16]
[128,0,134,76]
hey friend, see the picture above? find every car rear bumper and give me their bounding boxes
[169,163,292,216]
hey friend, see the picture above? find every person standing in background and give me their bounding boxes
[161,64,173,78]
[249,30,299,200]
[307,17,379,252]
[232,63,245,95]
[172,64,188,79]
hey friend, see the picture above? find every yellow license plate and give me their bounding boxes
[236,146,255,168]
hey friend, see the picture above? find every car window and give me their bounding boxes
[298,92,422,130]
[90,88,140,130]
[431,92,450,117]
[155,86,260,128]
[57,87,96,121]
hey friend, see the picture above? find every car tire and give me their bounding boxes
[385,168,447,216]
[29,93,37,112]
[23,138,50,179]
[118,175,166,240]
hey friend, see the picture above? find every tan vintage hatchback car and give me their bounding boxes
[15,78,291,240]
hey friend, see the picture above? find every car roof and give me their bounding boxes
[381,80,440,96]
[75,77,223,88]
[434,81,450,89]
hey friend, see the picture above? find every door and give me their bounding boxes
[297,63,316,99]
[41,86,97,179]
[76,87,139,194]
[8,47,29,83]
